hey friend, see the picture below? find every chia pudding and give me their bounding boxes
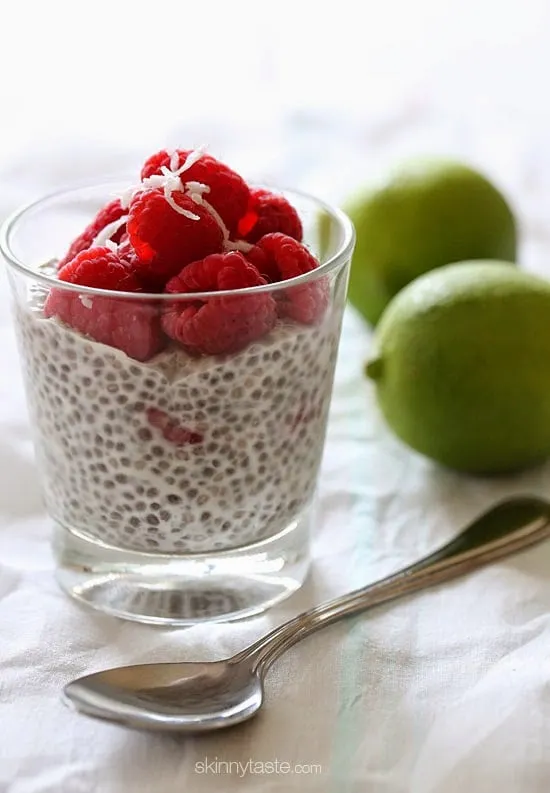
[8,147,346,558]
[16,283,340,554]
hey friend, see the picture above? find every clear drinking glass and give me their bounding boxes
[0,182,354,625]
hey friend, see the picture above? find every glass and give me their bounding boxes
[1,182,354,625]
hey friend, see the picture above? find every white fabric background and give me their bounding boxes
[2,1,550,790]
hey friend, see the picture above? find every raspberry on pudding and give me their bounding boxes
[45,246,165,362]
[141,148,250,235]
[162,252,277,355]
[238,187,303,244]
[15,148,339,555]
[57,198,127,268]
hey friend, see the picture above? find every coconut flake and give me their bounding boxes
[119,185,137,210]
[174,145,207,177]
[193,196,230,239]
[169,149,179,171]
[110,146,254,251]
[187,193,253,252]
[117,146,208,217]
[164,179,200,220]
[224,238,254,253]
[91,215,128,248]
[185,180,210,197]
[140,174,164,190]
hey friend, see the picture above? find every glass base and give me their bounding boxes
[53,509,311,625]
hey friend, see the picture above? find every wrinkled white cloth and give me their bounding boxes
[4,40,550,789]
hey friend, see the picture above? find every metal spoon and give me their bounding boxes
[63,496,550,733]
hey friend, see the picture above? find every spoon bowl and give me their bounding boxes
[64,497,550,732]
[64,660,263,732]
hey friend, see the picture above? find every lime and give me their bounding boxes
[346,158,517,325]
[366,261,550,474]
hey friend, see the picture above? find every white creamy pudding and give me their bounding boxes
[16,299,340,553]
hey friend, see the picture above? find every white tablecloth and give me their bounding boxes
[3,16,550,785]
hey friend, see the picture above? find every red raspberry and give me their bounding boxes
[117,236,142,272]
[127,188,224,285]
[146,408,203,446]
[244,244,279,283]
[162,252,276,355]
[286,398,323,431]
[53,246,140,290]
[140,150,175,179]
[141,149,250,234]
[58,199,126,268]
[117,237,163,293]
[257,233,329,324]
[116,235,131,259]
[238,188,303,243]
[44,247,165,361]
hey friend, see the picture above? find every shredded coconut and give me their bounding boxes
[114,146,253,251]
[91,215,128,248]
[163,182,201,220]
[118,147,208,215]
[196,197,229,238]
[225,238,254,253]
[119,185,136,210]
[169,150,179,171]
[187,193,253,253]
[185,180,210,197]
[173,145,207,177]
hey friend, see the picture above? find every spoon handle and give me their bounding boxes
[239,497,550,674]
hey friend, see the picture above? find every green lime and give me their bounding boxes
[346,158,517,325]
[366,261,550,474]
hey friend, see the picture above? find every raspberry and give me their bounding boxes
[117,236,142,272]
[162,252,276,355]
[140,150,175,180]
[127,188,224,285]
[286,399,323,431]
[244,244,279,283]
[146,408,203,446]
[117,237,164,293]
[45,247,165,361]
[116,235,132,259]
[238,188,303,244]
[53,246,141,291]
[257,233,329,324]
[141,149,250,234]
[58,199,126,268]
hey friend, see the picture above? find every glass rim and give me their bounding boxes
[0,179,355,301]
